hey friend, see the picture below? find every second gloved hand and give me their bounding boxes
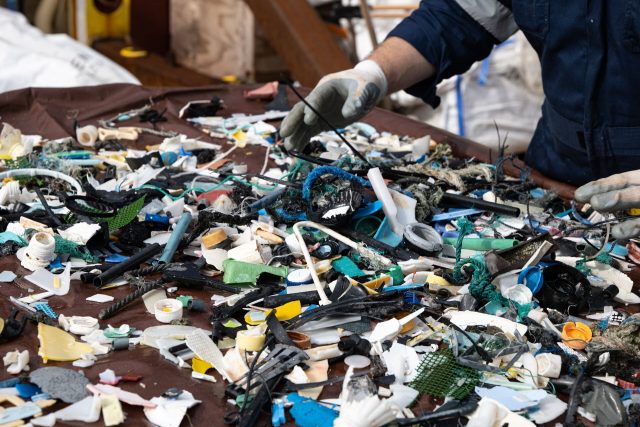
[574,169,640,239]
[280,60,388,152]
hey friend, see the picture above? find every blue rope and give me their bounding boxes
[302,166,370,200]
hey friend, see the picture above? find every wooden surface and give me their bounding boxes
[245,0,354,87]
[93,39,221,87]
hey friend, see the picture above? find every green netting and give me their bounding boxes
[53,235,99,262]
[93,196,146,232]
[409,349,480,399]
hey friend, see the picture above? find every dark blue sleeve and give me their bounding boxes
[387,0,501,107]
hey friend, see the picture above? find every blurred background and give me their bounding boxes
[0,0,543,153]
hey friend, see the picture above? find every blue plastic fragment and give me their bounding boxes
[33,302,58,319]
[404,292,420,304]
[373,217,403,248]
[353,200,382,220]
[286,393,338,427]
[105,253,129,263]
[0,377,20,388]
[272,400,286,426]
[0,402,41,424]
[145,214,170,224]
[382,283,423,292]
[605,242,628,257]
[518,266,544,295]
[16,382,41,399]
[431,208,483,221]
[48,257,64,272]
[31,392,52,401]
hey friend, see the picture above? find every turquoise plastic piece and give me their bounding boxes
[222,259,288,285]
[373,217,403,247]
[331,256,365,278]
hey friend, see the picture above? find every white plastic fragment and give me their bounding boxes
[87,383,156,408]
[58,222,101,245]
[144,390,201,427]
[99,369,121,385]
[0,271,17,282]
[54,394,102,423]
[3,349,29,374]
[59,314,100,336]
[86,293,115,303]
[185,329,231,382]
[334,395,398,427]
[24,264,71,295]
[466,397,535,427]
[30,413,56,426]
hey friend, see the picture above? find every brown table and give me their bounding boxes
[0,84,588,426]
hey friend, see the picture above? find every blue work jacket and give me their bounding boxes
[389,0,640,185]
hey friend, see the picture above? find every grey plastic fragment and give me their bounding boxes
[29,367,90,403]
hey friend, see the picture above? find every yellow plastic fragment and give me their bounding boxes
[244,300,302,326]
[191,356,213,374]
[37,323,94,363]
[629,208,640,216]
[101,394,125,426]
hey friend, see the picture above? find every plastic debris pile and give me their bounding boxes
[1,83,640,426]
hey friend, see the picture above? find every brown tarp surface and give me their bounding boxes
[0,84,607,426]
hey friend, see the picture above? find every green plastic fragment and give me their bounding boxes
[104,326,136,339]
[443,236,519,251]
[222,259,288,285]
[331,256,365,278]
[0,231,27,245]
[410,348,480,399]
[53,235,99,262]
[91,196,146,232]
[387,265,404,285]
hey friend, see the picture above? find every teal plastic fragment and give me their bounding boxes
[286,393,338,427]
[331,256,365,278]
[0,231,26,245]
[222,259,288,285]
[176,295,193,308]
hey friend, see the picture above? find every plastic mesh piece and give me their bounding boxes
[100,196,146,232]
[409,349,480,399]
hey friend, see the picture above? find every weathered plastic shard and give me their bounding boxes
[54,394,101,422]
[185,329,231,382]
[30,367,90,403]
[3,349,29,374]
[25,264,71,296]
[37,323,94,363]
[144,390,201,427]
[87,383,156,408]
[466,397,535,427]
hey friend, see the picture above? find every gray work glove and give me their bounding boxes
[574,170,640,239]
[280,60,388,152]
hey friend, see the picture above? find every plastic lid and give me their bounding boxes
[518,266,544,295]
[344,355,371,369]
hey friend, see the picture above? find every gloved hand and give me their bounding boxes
[280,60,388,151]
[574,169,640,239]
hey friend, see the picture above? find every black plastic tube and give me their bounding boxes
[93,243,162,287]
[441,192,521,217]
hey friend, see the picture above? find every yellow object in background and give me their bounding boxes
[37,323,94,362]
[629,208,640,216]
[73,0,130,45]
